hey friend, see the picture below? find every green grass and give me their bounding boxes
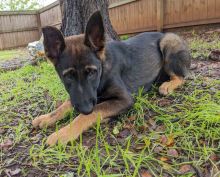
[188,32,220,58]
[120,35,130,40]
[0,48,28,61]
[1,34,220,176]
[0,60,219,176]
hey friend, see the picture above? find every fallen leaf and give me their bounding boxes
[5,158,14,165]
[160,135,167,145]
[163,162,172,170]
[123,122,134,129]
[155,125,166,132]
[134,144,146,150]
[30,133,43,143]
[160,157,169,162]
[162,173,170,177]
[190,63,197,70]
[5,168,21,176]
[210,153,219,161]
[138,125,148,132]
[148,118,157,130]
[62,172,74,177]
[158,99,171,107]
[10,168,21,176]
[0,127,6,134]
[139,169,152,177]
[166,135,174,147]
[179,165,193,174]
[118,129,130,138]
[154,146,163,153]
[208,49,220,61]
[128,116,136,121]
[167,149,179,157]
[0,139,13,150]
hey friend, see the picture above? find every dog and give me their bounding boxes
[32,11,190,146]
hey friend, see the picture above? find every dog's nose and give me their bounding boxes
[74,102,94,115]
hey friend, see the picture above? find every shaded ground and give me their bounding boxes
[0,48,40,72]
[0,29,220,177]
[0,48,28,61]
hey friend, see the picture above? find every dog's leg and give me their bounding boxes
[46,96,133,146]
[32,100,72,128]
[159,75,184,95]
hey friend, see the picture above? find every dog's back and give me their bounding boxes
[102,32,190,95]
[103,32,164,93]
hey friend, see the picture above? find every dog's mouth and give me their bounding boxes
[71,97,97,115]
[76,108,93,115]
[81,109,93,115]
[74,104,94,115]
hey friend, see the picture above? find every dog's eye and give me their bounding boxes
[63,70,75,81]
[86,68,97,78]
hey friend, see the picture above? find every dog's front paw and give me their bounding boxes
[46,132,59,146]
[159,82,173,96]
[46,126,73,146]
[32,114,55,128]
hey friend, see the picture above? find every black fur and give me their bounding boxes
[164,50,191,77]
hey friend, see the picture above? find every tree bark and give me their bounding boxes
[59,0,119,41]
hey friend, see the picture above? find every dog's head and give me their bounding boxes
[42,11,105,115]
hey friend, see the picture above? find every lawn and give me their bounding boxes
[0,48,28,61]
[0,31,220,177]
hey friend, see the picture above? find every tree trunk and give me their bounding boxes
[59,0,119,41]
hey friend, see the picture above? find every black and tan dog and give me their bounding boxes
[32,11,190,146]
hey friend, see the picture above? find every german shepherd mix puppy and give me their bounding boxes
[32,11,190,146]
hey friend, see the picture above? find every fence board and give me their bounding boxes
[40,5,61,27]
[207,0,216,18]
[216,0,220,17]
[0,14,38,32]
[0,30,39,49]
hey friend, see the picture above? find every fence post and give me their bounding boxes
[157,0,164,32]
[36,11,42,38]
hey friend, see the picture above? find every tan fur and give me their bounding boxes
[159,33,188,95]
[160,33,187,53]
[64,34,106,61]
[32,98,123,146]
[46,112,101,146]
[32,100,72,128]
[159,75,184,95]
[62,67,75,75]
[85,65,97,70]
[65,34,86,56]
[46,100,123,146]
[97,47,106,61]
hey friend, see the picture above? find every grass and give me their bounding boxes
[0,48,28,61]
[120,35,130,40]
[0,34,220,176]
[1,61,219,176]
[188,32,220,58]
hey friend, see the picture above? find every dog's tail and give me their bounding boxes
[159,33,191,77]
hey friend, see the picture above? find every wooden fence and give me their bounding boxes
[0,11,40,50]
[0,0,220,50]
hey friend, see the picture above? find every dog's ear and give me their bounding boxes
[84,11,105,51]
[42,26,65,64]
